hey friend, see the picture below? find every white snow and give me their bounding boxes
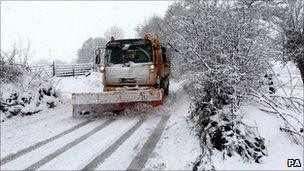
[1,119,107,170]
[144,80,201,170]
[1,65,303,170]
[1,105,75,157]
[96,115,162,170]
[54,72,103,98]
[272,62,303,98]
[209,62,304,170]
[38,117,139,170]
[209,104,303,170]
[1,76,200,170]
[0,72,62,121]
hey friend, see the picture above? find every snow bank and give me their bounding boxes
[0,72,62,120]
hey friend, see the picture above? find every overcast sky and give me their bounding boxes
[1,1,173,63]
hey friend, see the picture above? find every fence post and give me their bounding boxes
[52,62,55,77]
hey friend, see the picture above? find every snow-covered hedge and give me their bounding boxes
[150,0,271,169]
[0,72,62,120]
[1,40,62,120]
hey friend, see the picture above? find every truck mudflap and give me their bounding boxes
[72,89,163,117]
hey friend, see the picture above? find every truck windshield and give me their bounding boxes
[105,46,152,65]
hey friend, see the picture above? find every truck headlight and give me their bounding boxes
[150,65,155,70]
[100,66,105,72]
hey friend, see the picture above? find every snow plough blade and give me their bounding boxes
[72,89,163,117]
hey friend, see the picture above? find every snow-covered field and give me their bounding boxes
[1,63,303,170]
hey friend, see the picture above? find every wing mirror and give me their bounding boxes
[95,49,101,56]
[95,54,101,65]
[95,48,104,64]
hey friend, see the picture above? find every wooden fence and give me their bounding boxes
[29,62,94,77]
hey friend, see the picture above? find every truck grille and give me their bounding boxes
[119,78,137,83]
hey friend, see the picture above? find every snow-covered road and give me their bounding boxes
[0,78,199,170]
[1,115,164,170]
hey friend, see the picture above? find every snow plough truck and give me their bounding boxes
[72,35,171,117]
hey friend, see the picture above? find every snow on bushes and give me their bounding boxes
[186,75,268,170]
[154,0,273,169]
[249,86,304,146]
[192,108,267,171]
[1,40,62,120]
[0,73,62,120]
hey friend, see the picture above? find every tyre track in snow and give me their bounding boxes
[24,118,115,170]
[127,114,171,170]
[2,110,171,170]
[0,119,92,165]
[81,119,144,170]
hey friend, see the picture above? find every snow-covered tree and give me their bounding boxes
[254,0,304,84]
[104,25,125,40]
[280,1,304,84]
[160,0,271,169]
[135,15,164,38]
[0,41,33,83]
[76,37,107,63]
[134,14,184,78]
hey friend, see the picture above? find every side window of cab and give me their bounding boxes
[161,46,167,63]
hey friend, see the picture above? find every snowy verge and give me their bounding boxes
[206,62,304,170]
[209,103,303,170]
[144,79,201,170]
[0,72,62,120]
